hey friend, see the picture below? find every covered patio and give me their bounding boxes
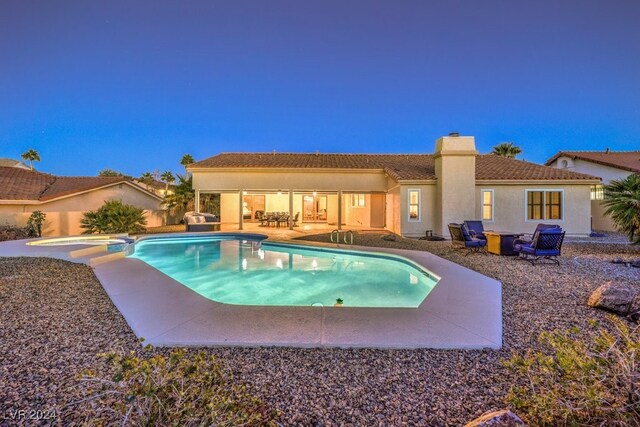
[195,189,386,231]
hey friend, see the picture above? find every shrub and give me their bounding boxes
[0,225,30,241]
[25,210,46,237]
[503,319,640,426]
[73,348,280,426]
[80,200,147,234]
[603,173,640,244]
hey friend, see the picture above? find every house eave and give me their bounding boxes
[189,167,386,174]
[475,179,601,186]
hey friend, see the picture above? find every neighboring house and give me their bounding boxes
[189,135,600,237]
[133,178,175,197]
[0,158,30,170]
[546,150,640,231]
[0,167,165,236]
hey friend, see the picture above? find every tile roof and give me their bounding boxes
[0,158,30,169]
[545,151,640,174]
[190,152,599,181]
[0,167,134,201]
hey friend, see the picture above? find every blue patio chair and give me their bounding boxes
[514,228,565,265]
[463,220,486,240]
[448,223,487,254]
[512,223,560,248]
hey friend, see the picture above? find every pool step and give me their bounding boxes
[89,251,125,267]
[69,245,108,259]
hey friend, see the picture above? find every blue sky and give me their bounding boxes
[1,0,639,177]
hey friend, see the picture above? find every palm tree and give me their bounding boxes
[602,174,640,244]
[180,154,195,174]
[98,168,122,177]
[139,172,155,191]
[21,149,40,171]
[161,171,175,194]
[163,174,195,215]
[492,142,522,158]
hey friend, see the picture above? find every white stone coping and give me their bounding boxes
[0,233,502,349]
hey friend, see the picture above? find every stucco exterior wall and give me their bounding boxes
[434,136,478,237]
[591,200,616,231]
[474,184,592,236]
[385,181,401,234]
[343,193,371,227]
[399,184,437,237]
[220,193,240,223]
[0,184,164,236]
[550,157,631,184]
[549,157,631,232]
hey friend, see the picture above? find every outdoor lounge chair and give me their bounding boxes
[184,212,220,232]
[448,223,487,254]
[514,228,565,265]
[463,220,486,240]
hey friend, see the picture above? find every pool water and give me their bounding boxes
[129,236,439,308]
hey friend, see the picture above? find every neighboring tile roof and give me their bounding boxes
[545,151,640,174]
[0,158,30,169]
[190,152,599,181]
[0,167,146,201]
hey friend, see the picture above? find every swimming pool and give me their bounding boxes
[129,235,439,308]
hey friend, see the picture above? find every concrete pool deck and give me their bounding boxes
[0,233,502,349]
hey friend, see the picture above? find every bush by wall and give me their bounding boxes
[80,200,147,234]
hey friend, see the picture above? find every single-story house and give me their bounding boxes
[189,135,600,237]
[0,166,165,236]
[546,150,640,231]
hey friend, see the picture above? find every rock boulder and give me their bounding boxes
[464,410,526,426]
[588,282,637,316]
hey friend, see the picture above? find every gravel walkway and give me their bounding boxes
[1,234,639,425]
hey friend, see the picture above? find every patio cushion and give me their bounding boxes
[461,224,473,240]
[465,238,486,248]
[464,220,486,239]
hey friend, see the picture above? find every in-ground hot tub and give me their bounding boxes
[27,235,134,251]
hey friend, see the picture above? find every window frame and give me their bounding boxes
[525,189,564,222]
[407,189,421,222]
[350,193,366,208]
[480,189,494,222]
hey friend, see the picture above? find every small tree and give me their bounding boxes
[25,210,46,237]
[160,171,175,194]
[163,174,195,216]
[603,173,640,244]
[80,200,147,234]
[21,149,40,170]
[180,154,195,174]
[98,168,123,177]
[492,142,522,158]
[139,172,155,191]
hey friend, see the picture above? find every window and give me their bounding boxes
[526,190,563,220]
[408,189,420,221]
[481,190,494,221]
[590,184,606,200]
[351,193,366,207]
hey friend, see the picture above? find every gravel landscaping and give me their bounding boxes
[1,233,639,425]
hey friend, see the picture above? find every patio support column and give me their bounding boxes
[337,190,343,230]
[289,189,294,230]
[194,190,200,213]
[238,190,244,230]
